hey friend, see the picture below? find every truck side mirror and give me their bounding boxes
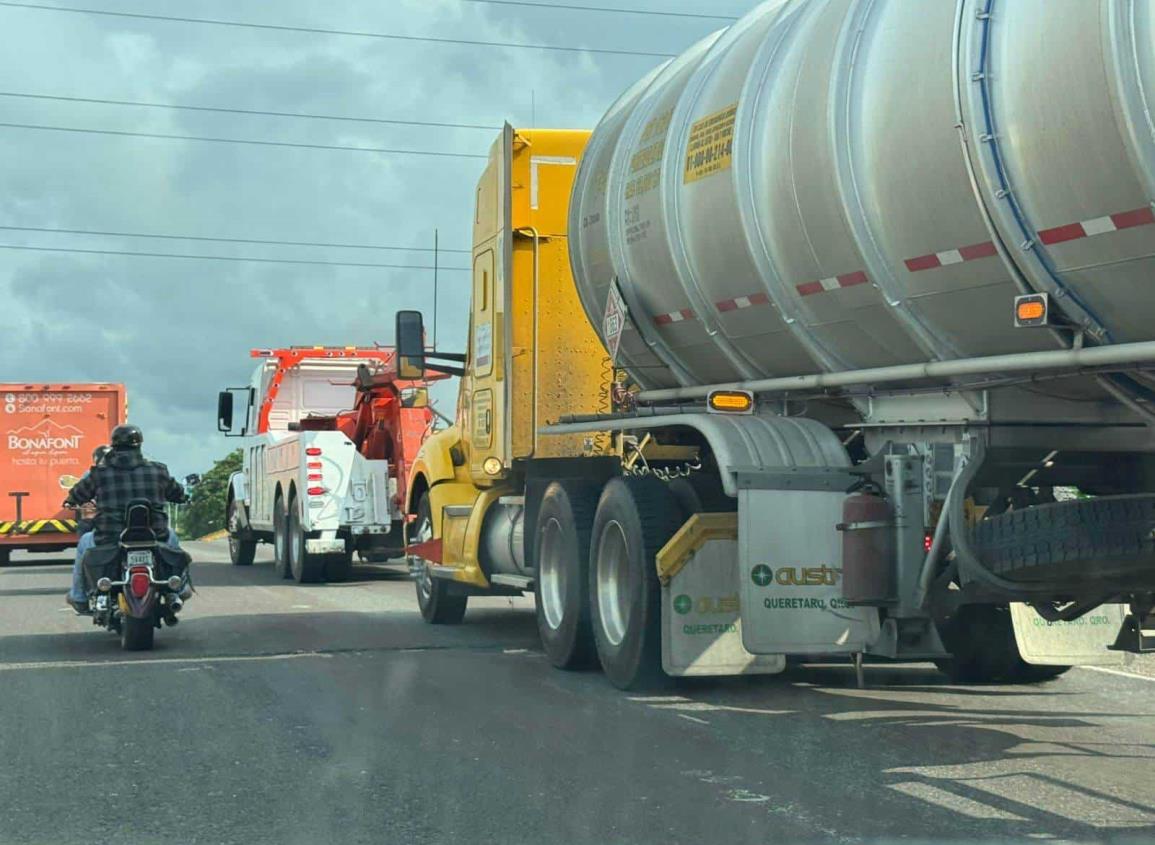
[217,391,234,433]
[396,310,427,380]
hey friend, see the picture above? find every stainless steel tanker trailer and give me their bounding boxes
[394,0,1155,689]
[536,0,1155,687]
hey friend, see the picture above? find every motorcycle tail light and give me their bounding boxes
[129,567,151,599]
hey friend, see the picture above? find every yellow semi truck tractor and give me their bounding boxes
[398,1,1155,690]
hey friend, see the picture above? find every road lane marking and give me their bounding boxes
[1077,665,1155,684]
[0,651,334,672]
[889,781,1026,820]
[678,713,710,725]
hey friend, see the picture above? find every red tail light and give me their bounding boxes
[307,486,326,496]
[924,533,934,553]
[129,567,151,598]
[308,473,323,481]
[307,461,322,470]
[306,447,322,456]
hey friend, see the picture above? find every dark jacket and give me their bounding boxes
[66,449,186,545]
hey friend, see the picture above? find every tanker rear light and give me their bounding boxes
[1014,293,1050,328]
[707,390,755,415]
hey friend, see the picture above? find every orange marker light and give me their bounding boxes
[1014,293,1049,327]
[707,390,755,414]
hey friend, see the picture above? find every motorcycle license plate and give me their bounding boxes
[127,550,153,567]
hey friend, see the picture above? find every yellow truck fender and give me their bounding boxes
[406,426,468,514]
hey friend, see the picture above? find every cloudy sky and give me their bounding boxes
[0,0,757,479]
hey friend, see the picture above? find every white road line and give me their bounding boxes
[678,713,710,725]
[0,651,333,672]
[1077,665,1155,684]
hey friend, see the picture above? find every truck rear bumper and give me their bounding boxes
[306,538,347,555]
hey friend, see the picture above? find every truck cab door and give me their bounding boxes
[466,125,514,484]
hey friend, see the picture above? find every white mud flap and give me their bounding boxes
[658,515,785,677]
[738,488,880,655]
[1010,602,1133,667]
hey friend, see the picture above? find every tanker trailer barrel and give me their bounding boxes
[635,341,1155,405]
[569,0,1155,402]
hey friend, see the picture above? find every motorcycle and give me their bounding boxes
[79,499,192,651]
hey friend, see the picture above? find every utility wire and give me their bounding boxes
[0,121,489,159]
[0,91,501,132]
[0,2,676,58]
[0,242,472,270]
[458,0,738,20]
[0,224,473,254]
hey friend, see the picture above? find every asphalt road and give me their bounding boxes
[2,542,1155,845]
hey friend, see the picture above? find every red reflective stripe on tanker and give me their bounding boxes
[796,271,869,297]
[715,291,770,313]
[1037,205,1155,246]
[905,241,997,273]
[653,308,695,326]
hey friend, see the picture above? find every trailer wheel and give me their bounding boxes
[227,499,257,567]
[935,604,1071,684]
[589,477,683,690]
[273,494,290,579]
[971,493,1155,584]
[534,480,601,669]
[287,493,326,584]
[412,494,467,624]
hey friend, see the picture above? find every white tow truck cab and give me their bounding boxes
[218,347,437,583]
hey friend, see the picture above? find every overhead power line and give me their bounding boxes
[458,0,737,20]
[0,242,472,270]
[0,91,501,132]
[0,121,489,159]
[0,224,473,254]
[0,2,676,59]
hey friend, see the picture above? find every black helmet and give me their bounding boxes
[92,444,111,464]
[110,424,143,450]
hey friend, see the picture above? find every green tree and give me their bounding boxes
[178,450,242,540]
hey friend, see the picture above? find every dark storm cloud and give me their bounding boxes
[0,0,756,477]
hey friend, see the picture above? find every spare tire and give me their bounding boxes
[971,494,1155,585]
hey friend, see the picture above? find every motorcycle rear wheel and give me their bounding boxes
[121,616,155,651]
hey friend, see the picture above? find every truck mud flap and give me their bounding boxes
[738,487,880,655]
[658,514,784,677]
[1009,602,1132,667]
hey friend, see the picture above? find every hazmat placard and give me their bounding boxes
[603,281,628,364]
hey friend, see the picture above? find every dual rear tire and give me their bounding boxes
[535,476,682,690]
[272,491,327,584]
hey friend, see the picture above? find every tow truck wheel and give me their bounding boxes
[589,477,683,690]
[935,604,1071,684]
[412,494,467,624]
[227,499,257,567]
[273,495,290,579]
[325,550,354,582]
[534,480,600,669]
[288,493,326,584]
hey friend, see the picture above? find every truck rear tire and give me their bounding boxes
[971,494,1155,584]
[534,480,600,670]
[273,495,290,579]
[412,494,467,624]
[0,548,10,567]
[935,604,1071,684]
[288,494,326,584]
[589,477,683,690]
[227,499,257,567]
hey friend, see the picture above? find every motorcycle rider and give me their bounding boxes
[64,425,189,614]
[72,444,111,537]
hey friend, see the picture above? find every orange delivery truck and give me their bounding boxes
[0,383,126,565]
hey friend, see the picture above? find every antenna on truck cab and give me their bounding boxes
[433,228,439,351]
